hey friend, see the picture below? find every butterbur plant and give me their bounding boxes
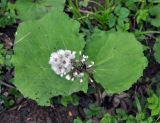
[12,10,148,106]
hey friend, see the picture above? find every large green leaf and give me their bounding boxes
[85,30,147,93]
[13,11,88,106]
[154,39,160,64]
[15,0,66,21]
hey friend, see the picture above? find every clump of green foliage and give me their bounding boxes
[0,37,19,111]
[147,94,160,116]
[100,111,153,123]
[68,0,160,32]
[0,0,16,28]
[60,95,79,107]
[99,92,160,123]
[0,43,6,67]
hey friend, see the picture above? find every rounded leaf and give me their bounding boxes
[85,30,148,93]
[13,11,88,105]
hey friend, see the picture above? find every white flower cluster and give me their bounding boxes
[49,49,94,83]
[65,71,84,83]
[49,49,75,76]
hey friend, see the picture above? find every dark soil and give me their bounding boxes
[0,100,79,123]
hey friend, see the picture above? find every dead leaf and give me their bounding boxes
[0,33,13,49]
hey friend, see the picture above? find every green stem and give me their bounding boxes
[140,0,146,9]
[138,31,160,34]
[89,0,105,9]
[68,0,82,19]
[75,0,79,8]
[105,0,110,9]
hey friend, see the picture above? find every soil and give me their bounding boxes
[0,100,79,123]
